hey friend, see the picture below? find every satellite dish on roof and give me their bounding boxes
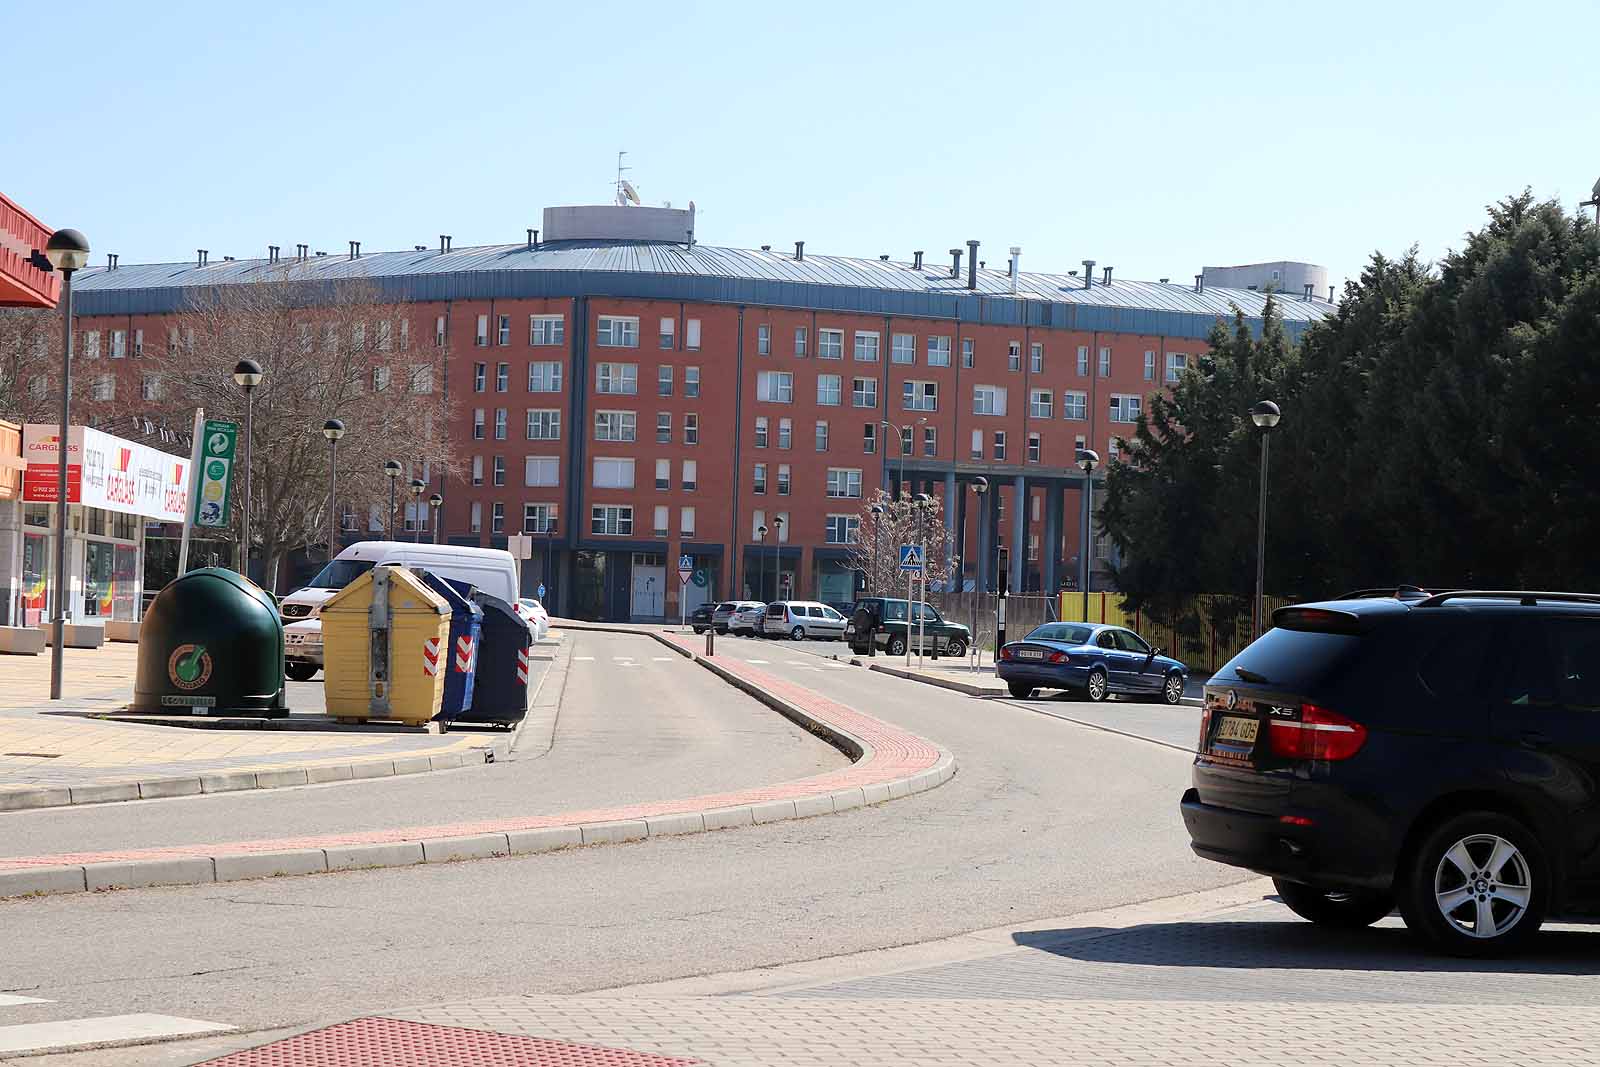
[618,180,641,206]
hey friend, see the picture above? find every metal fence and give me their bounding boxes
[930,591,1058,654]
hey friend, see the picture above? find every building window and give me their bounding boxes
[777,463,791,495]
[655,458,671,490]
[891,333,915,364]
[793,326,807,357]
[1028,432,1041,463]
[528,361,563,392]
[854,331,880,362]
[973,385,1007,416]
[1077,345,1089,376]
[1108,437,1121,461]
[686,319,701,350]
[659,316,676,349]
[927,335,951,367]
[1030,343,1044,374]
[373,366,391,392]
[1109,395,1142,423]
[863,423,877,454]
[497,315,511,345]
[109,330,126,359]
[656,412,672,444]
[754,416,768,448]
[826,468,863,498]
[530,315,564,346]
[825,515,859,545]
[597,315,640,347]
[970,428,983,460]
[817,374,842,406]
[133,328,144,357]
[1099,347,1111,377]
[1143,350,1156,381]
[757,324,771,355]
[492,456,506,486]
[471,455,483,486]
[475,315,488,347]
[753,463,767,495]
[526,409,561,440]
[1074,434,1087,456]
[817,328,844,359]
[752,510,766,541]
[524,503,558,533]
[684,413,699,444]
[436,315,447,347]
[591,505,633,535]
[592,457,636,489]
[474,362,487,392]
[410,365,433,394]
[493,408,508,440]
[656,503,672,535]
[594,411,638,442]
[685,366,700,397]
[495,363,509,391]
[472,409,485,440]
[525,456,559,487]
[90,374,115,401]
[922,426,937,457]
[141,374,161,401]
[470,501,482,533]
[899,425,913,457]
[658,365,674,396]
[680,506,696,536]
[815,420,830,452]
[1063,391,1087,421]
[168,326,179,355]
[1166,353,1188,383]
[83,331,100,360]
[596,362,638,394]
[778,417,792,449]
[492,502,505,533]
[682,459,698,490]
[961,337,974,368]
[1029,533,1039,562]
[902,380,937,412]
[1029,388,1053,418]
[756,371,793,403]
[1008,341,1021,372]
[993,431,1006,462]
[852,377,877,409]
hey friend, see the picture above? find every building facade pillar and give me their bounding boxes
[1043,481,1063,596]
[942,471,957,589]
[1009,475,1026,594]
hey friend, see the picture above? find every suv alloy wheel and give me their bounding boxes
[1398,811,1547,956]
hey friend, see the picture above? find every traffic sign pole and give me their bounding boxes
[176,408,204,576]
[677,554,693,630]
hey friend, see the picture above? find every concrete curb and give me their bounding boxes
[0,737,512,814]
[0,624,956,900]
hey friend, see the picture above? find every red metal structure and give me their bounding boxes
[0,191,59,308]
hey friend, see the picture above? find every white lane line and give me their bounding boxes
[0,995,51,1007]
[746,659,769,665]
[651,656,673,662]
[574,656,595,661]
[0,1014,235,1055]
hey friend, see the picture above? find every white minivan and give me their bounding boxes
[281,541,520,680]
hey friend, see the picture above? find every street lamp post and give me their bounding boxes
[1076,449,1100,623]
[44,228,89,702]
[1250,400,1282,639]
[383,460,402,540]
[756,524,768,601]
[912,493,932,667]
[409,479,426,543]
[868,502,885,593]
[969,477,988,664]
[321,419,345,566]
[772,515,785,600]
[232,359,263,580]
[429,493,443,545]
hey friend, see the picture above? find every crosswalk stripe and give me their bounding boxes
[0,1014,235,1055]
[0,995,51,1007]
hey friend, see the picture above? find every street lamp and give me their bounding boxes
[409,479,426,543]
[321,418,345,565]
[383,460,403,540]
[772,515,785,599]
[1076,448,1100,623]
[43,227,89,702]
[1250,400,1282,638]
[429,493,443,545]
[868,502,885,593]
[756,523,768,601]
[968,477,988,657]
[232,359,264,580]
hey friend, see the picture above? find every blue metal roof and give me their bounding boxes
[70,240,1333,341]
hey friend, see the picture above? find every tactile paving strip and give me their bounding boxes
[196,1017,702,1066]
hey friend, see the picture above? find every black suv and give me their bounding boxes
[1181,589,1600,955]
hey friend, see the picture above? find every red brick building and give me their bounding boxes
[64,205,1332,620]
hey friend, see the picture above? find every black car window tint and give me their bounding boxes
[1551,620,1600,708]
[1416,621,1492,703]
[1500,620,1557,707]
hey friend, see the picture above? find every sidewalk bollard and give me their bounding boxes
[705,626,714,657]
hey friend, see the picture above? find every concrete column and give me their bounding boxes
[955,487,969,591]
[1043,481,1063,597]
[1009,475,1026,594]
[942,471,957,589]
[975,489,990,594]
[988,487,1002,591]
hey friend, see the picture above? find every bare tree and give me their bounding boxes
[119,272,457,590]
[845,489,955,597]
[0,307,68,425]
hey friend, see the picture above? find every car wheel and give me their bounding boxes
[1397,811,1546,957]
[1163,672,1185,705]
[1007,681,1034,699]
[887,635,907,656]
[946,637,967,658]
[1274,878,1394,929]
[1086,667,1108,702]
[285,662,319,682]
[791,625,805,640]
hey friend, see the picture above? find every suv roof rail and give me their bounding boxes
[1339,585,1434,600]
[1414,590,1600,608]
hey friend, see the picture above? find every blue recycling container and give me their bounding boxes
[412,569,482,721]
[457,591,534,725]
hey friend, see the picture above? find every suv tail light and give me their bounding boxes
[1268,702,1367,761]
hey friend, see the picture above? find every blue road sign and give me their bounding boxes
[537,583,546,599]
[899,544,925,572]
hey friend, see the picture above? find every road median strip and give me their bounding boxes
[0,624,954,899]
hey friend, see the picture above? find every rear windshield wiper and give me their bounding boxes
[1234,667,1272,685]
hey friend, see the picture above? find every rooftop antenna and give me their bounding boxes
[614,151,641,207]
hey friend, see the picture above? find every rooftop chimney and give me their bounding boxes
[267,245,279,264]
[1303,282,1314,301]
[296,243,308,261]
[1102,266,1113,286]
[348,240,361,260]
[879,254,889,261]
[1194,273,1204,293]
[106,253,118,271]
[760,244,771,252]
[527,228,535,251]
[966,240,979,289]
[223,256,234,262]
[1008,246,1021,294]
[197,249,208,267]
[439,235,451,254]
[913,250,924,270]
[949,248,962,279]
[794,241,804,261]
[413,245,425,251]
[1328,285,1335,302]
[316,251,328,257]
[1159,277,1169,284]
[1082,260,1095,289]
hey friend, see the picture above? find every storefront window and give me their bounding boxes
[21,533,49,626]
[24,504,49,528]
[84,542,114,617]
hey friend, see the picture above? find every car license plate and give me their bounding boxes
[1213,715,1259,744]
[1017,649,1043,660]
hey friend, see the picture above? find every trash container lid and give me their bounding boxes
[412,568,483,618]
[321,564,449,615]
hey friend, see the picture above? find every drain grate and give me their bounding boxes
[3,752,61,758]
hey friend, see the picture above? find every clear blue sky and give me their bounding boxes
[4,0,1594,290]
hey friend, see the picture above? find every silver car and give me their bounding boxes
[760,601,848,640]
[713,600,760,634]
[729,603,766,635]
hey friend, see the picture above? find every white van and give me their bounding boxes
[281,541,519,680]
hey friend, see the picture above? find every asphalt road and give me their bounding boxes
[0,629,1247,1053]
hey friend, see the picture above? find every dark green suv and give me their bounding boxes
[846,597,970,657]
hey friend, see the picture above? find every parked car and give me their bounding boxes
[844,597,969,657]
[729,603,766,636]
[1181,589,1600,956]
[998,622,1187,704]
[759,601,849,640]
[516,598,551,640]
[689,603,715,633]
[716,601,763,634]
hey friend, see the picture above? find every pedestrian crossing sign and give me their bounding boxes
[899,544,925,572]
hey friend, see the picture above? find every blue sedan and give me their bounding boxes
[997,622,1188,704]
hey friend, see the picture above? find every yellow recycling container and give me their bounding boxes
[321,564,451,726]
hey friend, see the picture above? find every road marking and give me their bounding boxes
[0,995,51,1007]
[651,656,673,662]
[746,659,769,665]
[0,1014,235,1055]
